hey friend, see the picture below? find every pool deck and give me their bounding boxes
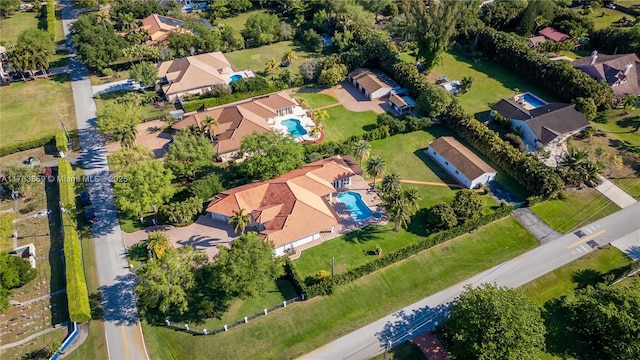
[270,106,316,142]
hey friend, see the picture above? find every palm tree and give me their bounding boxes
[312,109,329,124]
[366,155,386,186]
[95,12,112,29]
[583,161,605,187]
[281,49,297,65]
[380,172,401,195]
[353,140,371,167]
[118,125,138,149]
[119,12,138,31]
[403,187,422,212]
[147,231,171,259]
[228,208,252,234]
[201,115,219,143]
[310,122,324,140]
[562,147,589,170]
[382,191,411,232]
[265,57,279,79]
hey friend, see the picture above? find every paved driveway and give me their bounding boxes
[123,215,238,260]
[297,82,392,114]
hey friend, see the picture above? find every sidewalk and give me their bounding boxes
[595,178,637,208]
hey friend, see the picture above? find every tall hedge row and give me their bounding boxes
[442,104,564,198]
[181,87,279,112]
[46,0,56,40]
[476,27,614,106]
[0,133,55,156]
[286,205,514,298]
[58,159,91,323]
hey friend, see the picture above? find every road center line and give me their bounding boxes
[566,230,606,249]
[121,325,131,360]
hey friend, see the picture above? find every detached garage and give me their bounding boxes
[426,137,497,189]
[347,68,391,100]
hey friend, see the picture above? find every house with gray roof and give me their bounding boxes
[426,137,497,189]
[491,98,590,152]
[573,51,640,96]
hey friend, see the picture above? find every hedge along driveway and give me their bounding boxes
[142,216,538,360]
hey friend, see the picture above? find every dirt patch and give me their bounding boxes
[105,120,173,158]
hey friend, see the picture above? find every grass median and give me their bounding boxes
[142,216,538,360]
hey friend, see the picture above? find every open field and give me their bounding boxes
[0,11,40,44]
[323,105,377,142]
[291,92,338,109]
[532,188,620,234]
[142,216,538,360]
[583,7,635,30]
[0,74,76,145]
[520,246,634,360]
[225,41,316,77]
[219,10,267,31]
[429,52,559,121]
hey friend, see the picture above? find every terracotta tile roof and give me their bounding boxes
[538,27,569,42]
[348,68,391,95]
[206,156,357,249]
[573,53,640,96]
[528,35,547,47]
[428,137,496,180]
[171,91,296,155]
[157,52,233,98]
[141,14,190,43]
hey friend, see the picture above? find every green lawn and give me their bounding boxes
[583,8,633,30]
[369,128,529,201]
[142,216,538,360]
[323,105,377,142]
[219,10,267,32]
[294,187,498,280]
[519,246,633,360]
[0,11,40,44]
[0,74,76,145]
[532,188,620,234]
[94,90,176,120]
[612,178,640,199]
[429,52,559,122]
[224,41,317,76]
[291,92,338,109]
[591,108,640,147]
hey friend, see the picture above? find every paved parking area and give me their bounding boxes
[317,81,392,114]
[122,215,238,260]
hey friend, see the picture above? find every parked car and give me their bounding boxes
[80,191,91,206]
[23,157,36,165]
[84,207,96,223]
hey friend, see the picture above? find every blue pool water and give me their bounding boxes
[230,74,243,82]
[522,93,546,108]
[282,119,307,137]
[336,191,372,221]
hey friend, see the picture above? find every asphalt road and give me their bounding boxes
[60,1,148,359]
[301,202,640,360]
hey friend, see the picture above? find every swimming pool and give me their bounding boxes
[336,191,372,221]
[522,93,546,108]
[282,119,307,137]
[230,74,243,83]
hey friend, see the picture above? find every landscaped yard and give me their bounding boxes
[142,216,538,360]
[591,108,640,147]
[429,52,559,121]
[582,7,634,30]
[0,74,76,145]
[322,105,377,142]
[532,188,620,234]
[291,92,338,109]
[224,41,316,76]
[0,10,40,43]
[519,246,634,360]
[94,90,176,120]
[612,177,640,199]
[219,10,267,31]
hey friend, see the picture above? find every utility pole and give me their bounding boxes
[56,109,71,142]
[330,256,334,281]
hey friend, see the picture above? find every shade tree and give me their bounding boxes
[426,203,458,229]
[114,160,175,219]
[96,102,141,148]
[238,131,305,181]
[451,190,483,223]
[165,131,215,180]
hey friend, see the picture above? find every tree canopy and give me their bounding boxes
[165,131,215,180]
[426,203,458,229]
[96,102,141,148]
[109,147,154,174]
[9,29,55,77]
[441,283,546,360]
[242,12,281,47]
[567,282,640,360]
[129,61,158,88]
[70,13,128,70]
[114,160,175,218]
[451,190,483,223]
[214,232,283,299]
[238,131,305,181]
[415,84,454,118]
[1,252,36,312]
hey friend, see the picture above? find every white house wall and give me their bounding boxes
[274,232,321,256]
[427,147,472,188]
[469,172,497,189]
[510,119,540,151]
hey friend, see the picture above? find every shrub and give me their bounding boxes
[493,113,511,130]
[161,196,202,226]
[189,173,223,201]
[101,68,114,77]
[55,131,68,153]
[314,270,331,282]
[58,159,91,323]
[46,0,55,39]
[0,133,55,157]
[182,87,279,112]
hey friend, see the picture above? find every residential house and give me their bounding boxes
[528,35,547,48]
[157,52,234,102]
[538,27,569,42]
[347,68,392,100]
[573,51,640,96]
[388,93,415,114]
[141,14,190,44]
[9,244,36,269]
[427,137,497,189]
[491,99,590,151]
[171,91,298,160]
[207,155,363,256]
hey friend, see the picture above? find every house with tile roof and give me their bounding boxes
[491,98,590,152]
[573,51,640,96]
[426,137,497,189]
[347,68,392,100]
[157,52,234,102]
[171,91,298,160]
[141,14,190,44]
[206,155,363,256]
[538,27,569,42]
